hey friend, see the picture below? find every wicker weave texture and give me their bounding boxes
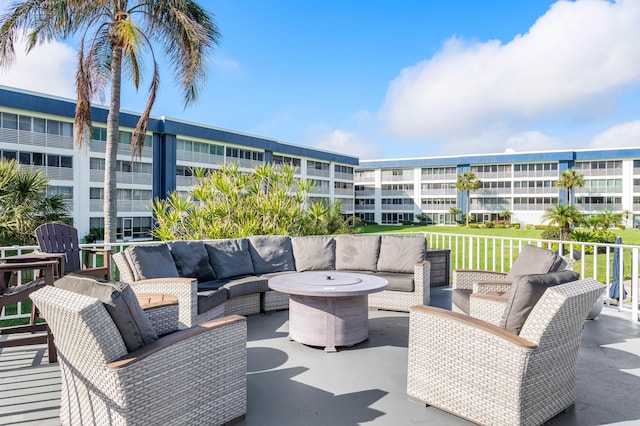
[453,270,508,290]
[368,261,431,311]
[408,278,604,426]
[262,290,290,311]
[469,297,506,326]
[144,303,180,336]
[224,293,261,316]
[112,252,134,283]
[31,286,247,426]
[130,278,198,329]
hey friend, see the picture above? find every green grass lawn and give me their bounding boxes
[357,224,640,285]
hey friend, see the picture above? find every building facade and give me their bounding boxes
[355,149,640,227]
[0,86,358,241]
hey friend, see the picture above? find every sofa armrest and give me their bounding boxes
[469,292,508,325]
[452,270,508,290]
[108,315,246,369]
[130,278,198,329]
[415,260,431,305]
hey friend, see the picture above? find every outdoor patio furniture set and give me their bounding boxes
[111,234,431,328]
[21,231,604,425]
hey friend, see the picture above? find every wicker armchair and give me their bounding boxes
[452,244,567,315]
[31,286,247,426]
[408,278,604,426]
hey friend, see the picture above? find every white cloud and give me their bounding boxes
[590,121,640,148]
[312,129,383,160]
[0,37,76,98]
[380,0,640,146]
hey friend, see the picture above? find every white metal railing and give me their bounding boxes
[2,234,638,322]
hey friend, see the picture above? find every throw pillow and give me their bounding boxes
[205,238,255,279]
[248,235,296,274]
[54,273,158,352]
[169,240,216,281]
[291,236,336,271]
[125,245,180,281]
[335,234,381,272]
[500,270,579,334]
[376,235,426,273]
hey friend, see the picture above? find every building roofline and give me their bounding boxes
[0,85,358,165]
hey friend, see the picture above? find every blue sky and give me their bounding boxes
[2,0,640,160]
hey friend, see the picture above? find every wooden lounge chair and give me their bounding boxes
[35,223,112,280]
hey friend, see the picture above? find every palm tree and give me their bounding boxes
[0,158,70,244]
[449,206,462,223]
[0,1,219,243]
[455,172,481,226]
[499,210,513,222]
[556,169,585,207]
[542,204,583,240]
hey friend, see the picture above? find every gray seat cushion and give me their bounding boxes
[505,245,563,281]
[377,235,426,274]
[205,238,254,279]
[373,272,414,292]
[169,241,216,281]
[222,276,269,298]
[54,273,158,352]
[291,236,336,271]
[125,245,179,281]
[452,289,472,315]
[196,287,228,315]
[500,270,580,334]
[335,234,381,272]
[248,236,296,274]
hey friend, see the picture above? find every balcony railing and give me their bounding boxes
[2,234,638,322]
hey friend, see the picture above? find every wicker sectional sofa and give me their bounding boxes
[113,234,431,329]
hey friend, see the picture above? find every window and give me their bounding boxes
[47,155,60,167]
[90,158,105,170]
[33,118,45,133]
[32,152,43,166]
[92,127,107,141]
[47,120,60,135]
[90,188,103,199]
[2,150,16,160]
[18,116,31,131]
[19,152,31,165]
[1,113,17,129]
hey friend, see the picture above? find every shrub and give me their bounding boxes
[524,224,534,230]
[478,224,486,229]
[484,222,495,228]
[494,224,506,229]
[512,223,521,229]
[534,224,553,230]
[469,223,480,228]
[541,227,561,240]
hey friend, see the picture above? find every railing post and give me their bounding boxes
[633,248,638,321]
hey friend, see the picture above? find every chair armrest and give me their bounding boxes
[452,270,508,290]
[130,277,198,329]
[108,315,246,369]
[410,305,535,349]
[469,293,508,325]
[472,280,513,293]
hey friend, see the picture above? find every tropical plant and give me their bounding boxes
[622,209,632,228]
[499,210,513,222]
[449,207,462,222]
[595,209,622,229]
[556,169,585,207]
[0,1,219,244]
[415,212,428,223]
[542,204,583,240]
[152,163,355,240]
[455,172,481,226]
[0,158,70,244]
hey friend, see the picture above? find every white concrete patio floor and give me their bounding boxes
[1,287,640,425]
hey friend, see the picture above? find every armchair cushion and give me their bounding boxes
[291,236,336,271]
[248,235,296,274]
[169,241,216,281]
[335,234,381,272]
[505,244,562,281]
[126,245,179,281]
[206,238,254,279]
[376,235,426,274]
[54,273,158,351]
[500,270,579,334]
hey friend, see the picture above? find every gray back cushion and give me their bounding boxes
[54,273,158,352]
[500,270,579,334]
[291,236,336,271]
[125,244,179,281]
[206,238,254,279]
[505,245,561,281]
[248,235,296,274]
[335,234,381,272]
[169,241,216,281]
[377,235,426,273]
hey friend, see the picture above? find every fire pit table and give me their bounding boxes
[268,271,387,352]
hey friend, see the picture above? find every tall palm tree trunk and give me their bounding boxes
[465,191,470,227]
[104,46,122,244]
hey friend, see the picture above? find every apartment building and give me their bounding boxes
[0,86,357,241]
[355,149,640,226]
